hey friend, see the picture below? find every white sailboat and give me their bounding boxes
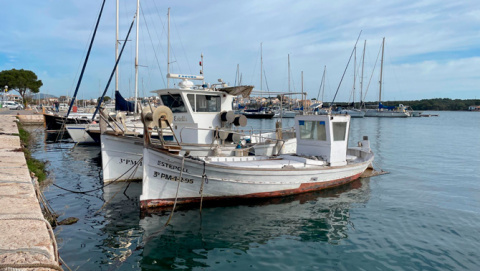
[364,38,409,118]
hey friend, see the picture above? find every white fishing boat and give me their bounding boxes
[100,75,297,183]
[140,111,374,209]
[101,9,296,183]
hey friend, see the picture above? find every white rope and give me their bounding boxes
[0,216,58,263]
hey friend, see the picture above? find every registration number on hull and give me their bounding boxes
[153,171,194,184]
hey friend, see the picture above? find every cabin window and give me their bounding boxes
[187,94,195,112]
[161,94,186,113]
[332,122,347,141]
[299,120,326,141]
[195,95,221,112]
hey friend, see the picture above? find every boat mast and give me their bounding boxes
[301,70,304,111]
[379,37,385,106]
[235,64,239,86]
[66,0,106,118]
[317,65,326,102]
[134,0,139,115]
[288,54,290,94]
[353,46,356,107]
[115,0,119,94]
[260,42,263,97]
[360,40,366,108]
[167,8,170,88]
[288,54,291,111]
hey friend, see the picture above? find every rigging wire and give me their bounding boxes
[141,2,166,88]
[330,30,362,107]
[362,42,382,103]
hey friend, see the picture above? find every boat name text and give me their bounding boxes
[157,161,189,173]
[174,116,187,122]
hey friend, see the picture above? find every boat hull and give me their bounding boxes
[243,112,275,119]
[140,147,373,209]
[364,110,409,118]
[65,124,97,144]
[101,133,144,183]
[44,113,93,131]
[101,133,239,183]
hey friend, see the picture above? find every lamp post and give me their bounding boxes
[3,85,7,103]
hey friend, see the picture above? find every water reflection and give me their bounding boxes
[101,177,371,269]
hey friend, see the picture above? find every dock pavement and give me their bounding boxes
[0,114,60,270]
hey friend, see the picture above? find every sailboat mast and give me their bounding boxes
[301,70,304,110]
[115,0,119,93]
[260,42,263,96]
[360,40,366,107]
[288,54,290,93]
[167,8,170,88]
[379,37,385,106]
[322,66,326,102]
[134,0,139,114]
[353,46,356,106]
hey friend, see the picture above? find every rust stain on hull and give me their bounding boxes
[141,172,363,210]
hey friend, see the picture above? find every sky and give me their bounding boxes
[1,0,479,102]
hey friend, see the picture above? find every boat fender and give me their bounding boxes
[233,115,247,127]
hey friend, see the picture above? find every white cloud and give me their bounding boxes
[0,0,478,100]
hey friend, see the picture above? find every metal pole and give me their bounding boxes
[167,8,170,88]
[379,37,385,105]
[115,0,119,93]
[134,0,140,115]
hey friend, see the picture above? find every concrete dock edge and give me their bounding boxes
[0,115,60,270]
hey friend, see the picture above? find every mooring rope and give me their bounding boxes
[164,155,186,227]
[199,160,209,213]
[0,263,63,271]
[0,216,58,263]
[51,157,143,194]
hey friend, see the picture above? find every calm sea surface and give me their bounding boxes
[30,111,480,270]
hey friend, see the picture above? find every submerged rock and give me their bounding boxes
[58,217,79,225]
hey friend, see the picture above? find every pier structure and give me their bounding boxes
[0,115,61,270]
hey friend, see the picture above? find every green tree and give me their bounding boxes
[0,69,43,106]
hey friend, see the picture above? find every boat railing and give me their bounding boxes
[178,126,291,146]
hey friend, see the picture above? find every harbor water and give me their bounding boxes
[31,111,480,270]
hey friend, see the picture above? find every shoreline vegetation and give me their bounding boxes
[330,98,480,111]
[17,122,48,182]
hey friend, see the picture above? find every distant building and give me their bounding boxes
[468,105,480,111]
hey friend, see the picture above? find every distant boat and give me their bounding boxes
[364,38,409,118]
[334,108,365,118]
[242,107,275,119]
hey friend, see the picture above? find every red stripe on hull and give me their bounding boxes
[140,172,363,210]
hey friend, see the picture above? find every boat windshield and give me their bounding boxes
[187,94,221,112]
[332,122,347,141]
[161,94,186,113]
[299,120,327,141]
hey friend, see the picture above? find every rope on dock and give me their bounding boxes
[0,216,58,263]
[0,263,63,271]
[0,248,52,261]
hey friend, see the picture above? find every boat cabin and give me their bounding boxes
[152,74,252,145]
[295,114,351,166]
